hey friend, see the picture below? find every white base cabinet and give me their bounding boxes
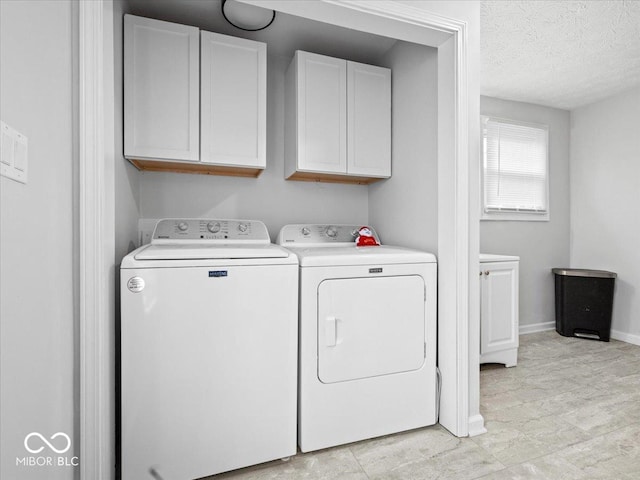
[285,50,391,184]
[124,15,266,177]
[479,254,519,367]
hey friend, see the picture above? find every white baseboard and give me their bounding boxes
[468,414,487,437]
[518,324,640,347]
[519,321,555,335]
[611,329,640,346]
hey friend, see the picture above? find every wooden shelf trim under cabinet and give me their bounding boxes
[128,158,264,178]
[285,170,385,185]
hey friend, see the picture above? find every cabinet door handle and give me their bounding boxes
[479,271,483,276]
[484,270,490,276]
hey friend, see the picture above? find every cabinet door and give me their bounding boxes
[124,15,199,162]
[347,61,391,177]
[480,262,519,355]
[295,51,347,174]
[201,32,266,168]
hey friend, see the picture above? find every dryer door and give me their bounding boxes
[317,275,425,384]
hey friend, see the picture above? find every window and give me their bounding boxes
[481,116,549,221]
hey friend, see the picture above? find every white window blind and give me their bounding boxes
[481,116,549,219]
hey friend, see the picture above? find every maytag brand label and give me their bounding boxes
[209,271,228,278]
[369,268,383,274]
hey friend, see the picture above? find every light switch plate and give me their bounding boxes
[0,121,28,184]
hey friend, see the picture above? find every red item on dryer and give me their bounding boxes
[356,226,379,247]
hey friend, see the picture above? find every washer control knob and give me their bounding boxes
[238,223,248,233]
[177,222,189,232]
[325,226,338,238]
[351,229,359,238]
[301,227,311,236]
[207,221,221,233]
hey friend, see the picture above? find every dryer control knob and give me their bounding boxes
[325,226,338,238]
[177,222,189,232]
[301,227,311,236]
[238,223,248,233]
[207,221,221,233]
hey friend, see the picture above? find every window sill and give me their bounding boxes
[481,211,549,222]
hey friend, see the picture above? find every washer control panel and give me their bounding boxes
[152,219,269,243]
[277,224,380,245]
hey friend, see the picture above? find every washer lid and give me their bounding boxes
[134,243,290,261]
[290,245,436,267]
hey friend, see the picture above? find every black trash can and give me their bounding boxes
[552,268,616,341]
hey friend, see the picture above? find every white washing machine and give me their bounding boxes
[120,219,298,480]
[277,224,437,452]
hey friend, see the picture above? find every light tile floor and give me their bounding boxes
[209,331,640,479]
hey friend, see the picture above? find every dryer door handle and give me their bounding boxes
[325,316,338,347]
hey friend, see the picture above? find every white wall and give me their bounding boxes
[113,1,139,477]
[114,0,140,264]
[369,42,438,251]
[138,54,369,239]
[480,96,571,330]
[463,0,482,437]
[0,1,77,478]
[570,86,640,342]
[377,0,481,436]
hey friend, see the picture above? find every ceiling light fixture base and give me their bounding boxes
[221,0,276,32]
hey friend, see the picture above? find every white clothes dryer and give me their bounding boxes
[120,219,298,480]
[277,224,437,453]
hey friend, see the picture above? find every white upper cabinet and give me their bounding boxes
[200,31,266,170]
[347,62,391,178]
[288,51,347,175]
[124,15,199,162]
[286,50,391,184]
[124,15,267,177]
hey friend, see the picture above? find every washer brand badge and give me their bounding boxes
[17,432,79,468]
[369,268,383,274]
[209,270,228,278]
[127,276,145,293]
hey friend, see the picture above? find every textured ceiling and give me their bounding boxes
[481,0,640,110]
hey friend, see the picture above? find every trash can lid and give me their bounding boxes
[552,268,616,279]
